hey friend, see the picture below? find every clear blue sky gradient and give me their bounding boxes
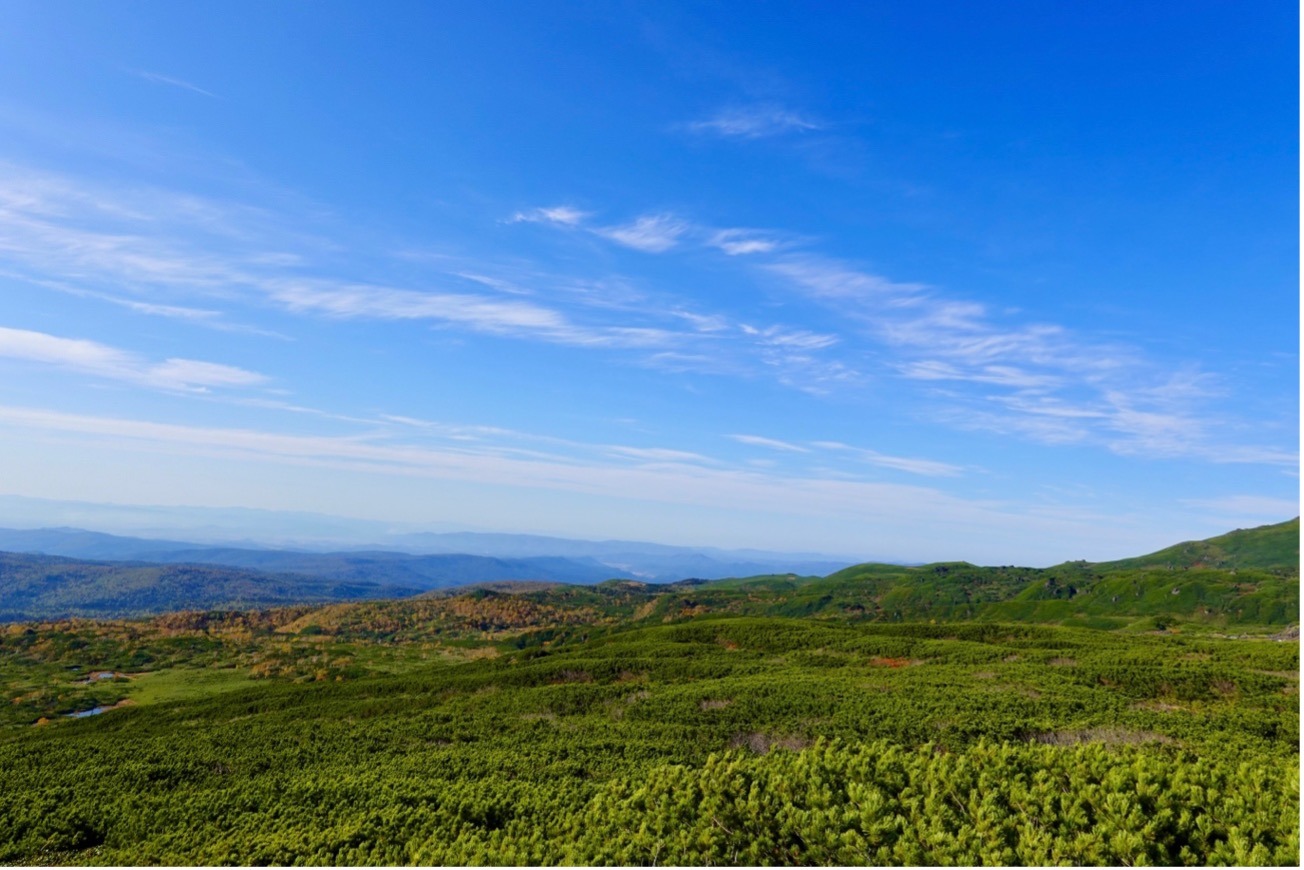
[0,1,1296,564]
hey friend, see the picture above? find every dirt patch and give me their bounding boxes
[1210,679,1238,697]
[606,689,650,721]
[1133,700,1184,713]
[1047,657,1077,667]
[972,671,996,680]
[631,600,658,621]
[520,712,558,722]
[699,699,732,710]
[729,732,811,754]
[551,670,593,684]
[1030,727,1174,746]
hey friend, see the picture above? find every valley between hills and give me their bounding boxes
[0,519,1297,865]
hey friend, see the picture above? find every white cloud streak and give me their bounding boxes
[768,255,1294,467]
[1181,495,1299,518]
[728,434,810,453]
[687,105,823,138]
[0,404,1015,531]
[0,325,266,392]
[593,214,688,253]
[811,440,967,478]
[131,70,219,99]
[267,281,680,349]
[509,205,589,226]
[709,229,779,256]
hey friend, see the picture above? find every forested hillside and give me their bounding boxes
[0,552,423,621]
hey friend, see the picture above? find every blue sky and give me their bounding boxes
[0,0,1296,564]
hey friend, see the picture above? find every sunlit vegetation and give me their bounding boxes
[0,520,1296,864]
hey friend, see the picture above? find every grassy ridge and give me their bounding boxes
[1094,518,1301,571]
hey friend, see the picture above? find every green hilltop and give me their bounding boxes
[646,518,1300,632]
[1093,517,1300,572]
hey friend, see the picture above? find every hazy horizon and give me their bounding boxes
[0,493,1295,570]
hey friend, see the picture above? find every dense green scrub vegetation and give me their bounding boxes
[0,519,1296,865]
[0,616,1297,865]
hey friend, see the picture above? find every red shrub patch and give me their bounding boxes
[870,656,911,668]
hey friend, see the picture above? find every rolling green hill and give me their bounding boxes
[1093,518,1300,572]
[683,519,1299,630]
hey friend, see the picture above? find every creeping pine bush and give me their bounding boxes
[557,739,1299,867]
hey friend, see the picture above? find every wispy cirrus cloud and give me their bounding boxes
[130,69,218,99]
[0,165,859,394]
[728,434,810,453]
[708,229,780,256]
[509,205,589,226]
[898,360,1063,391]
[267,281,682,349]
[5,164,1290,471]
[605,445,715,464]
[765,254,1295,467]
[0,403,1041,546]
[512,204,785,258]
[0,325,265,392]
[1181,495,1299,518]
[742,324,839,351]
[592,214,689,253]
[728,433,965,478]
[10,277,290,338]
[811,440,967,478]
[686,105,823,139]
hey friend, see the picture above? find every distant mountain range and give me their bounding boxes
[0,523,859,621]
[0,526,854,585]
[0,519,1295,624]
[0,551,424,622]
[0,495,862,570]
